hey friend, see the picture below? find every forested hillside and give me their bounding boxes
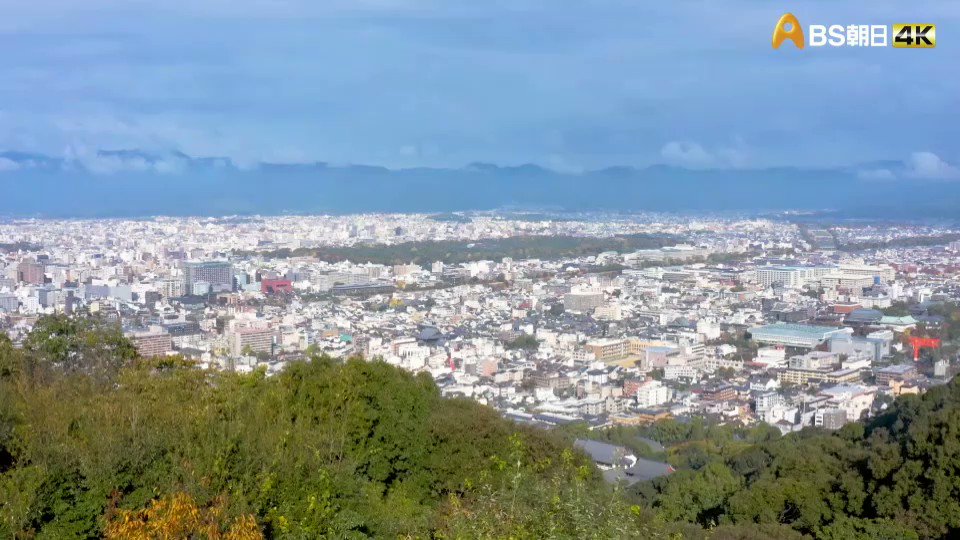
[592,380,960,539]
[0,316,658,539]
[2,315,960,539]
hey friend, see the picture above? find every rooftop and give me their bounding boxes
[750,323,847,338]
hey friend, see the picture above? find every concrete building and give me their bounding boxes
[820,384,876,422]
[231,327,274,356]
[815,408,848,430]
[17,258,45,285]
[564,290,604,313]
[876,364,917,385]
[183,261,233,294]
[0,293,18,312]
[820,274,875,290]
[829,330,892,362]
[778,353,861,385]
[701,384,736,402]
[635,380,673,407]
[838,263,895,283]
[935,359,949,378]
[585,338,629,362]
[594,303,623,321]
[754,266,828,288]
[755,391,784,418]
[129,330,173,358]
[750,323,852,350]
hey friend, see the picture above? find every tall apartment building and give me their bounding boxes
[636,380,673,407]
[564,289,604,313]
[754,266,829,288]
[0,293,18,312]
[231,327,274,356]
[128,330,173,358]
[160,277,185,298]
[17,258,45,285]
[183,261,233,294]
[814,408,848,430]
[594,303,623,321]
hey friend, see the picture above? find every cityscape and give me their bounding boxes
[3,213,959,438]
[3,0,960,538]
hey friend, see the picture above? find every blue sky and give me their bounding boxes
[0,0,957,172]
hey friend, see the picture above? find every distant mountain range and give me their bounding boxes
[1,149,958,218]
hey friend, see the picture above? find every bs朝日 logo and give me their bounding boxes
[773,13,936,50]
[772,13,805,49]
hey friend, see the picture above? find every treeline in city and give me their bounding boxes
[2,315,960,539]
[235,234,680,265]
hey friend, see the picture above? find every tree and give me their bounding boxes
[504,334,540,351]
[882,301,912,317]
[655,461,742,526]
[0,334,19,380]
[22,314,137,381]
[105,493,263,539]
[7,313,960,539]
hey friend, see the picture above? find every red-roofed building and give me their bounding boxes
[261,279,293,294]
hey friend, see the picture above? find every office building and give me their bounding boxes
[231,327,275,356]
[815,408,848,430]
[585,338,629,362]
[754,266,827,288]
[701,384,736,402]
[0,293,18,312]
[183,261,233,294]
[128,330,173,358]
[838,263,896,283]
[875,364,917,385]
[261,279,293,294]
[750,323,852,350]
[564,290,604,313]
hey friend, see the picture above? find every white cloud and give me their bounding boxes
[857,168,896,181]
[0,158,20,172]
[857,152,959,181]
[659,140,747,169]
[544,154,583,174]
[904,151,960,180]
[661,141,713,168]
[61,144,187,175]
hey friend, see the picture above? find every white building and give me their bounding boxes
[635,380,673,408]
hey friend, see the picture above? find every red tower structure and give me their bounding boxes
[909,336,941,361]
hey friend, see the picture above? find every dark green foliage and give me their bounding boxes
[504,333,540,351]
[839,233,960,252]
[882,301,912,317]
[237,234,680,265]
[634,378,960,539]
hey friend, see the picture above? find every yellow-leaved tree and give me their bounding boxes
[104,492,262,540]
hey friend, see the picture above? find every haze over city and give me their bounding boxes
[2,2,960,539]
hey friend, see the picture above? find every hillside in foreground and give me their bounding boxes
[2,315,959,539]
